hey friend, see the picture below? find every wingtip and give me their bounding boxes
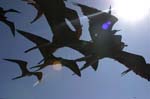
[3,58,11,61]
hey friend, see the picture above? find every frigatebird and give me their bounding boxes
[31,56,81,77]
[75,3,118,42]
[3,59,43,81]
[17,30,81,76]
[3,1,150,81]
[72,3,150,81]
[0,7,20,36]
[22,0,43,23]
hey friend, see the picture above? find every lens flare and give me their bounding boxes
[52,60,62,71]
[102,21,112,30]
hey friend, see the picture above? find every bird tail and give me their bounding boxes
[32,72,43,82]
[61,59,81,77]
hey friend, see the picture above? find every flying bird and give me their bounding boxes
[75,3,118,42]
[0,7,20,36]
[72,4,127,71]
[31,56,81,77]
[22,0,43,23]
[3,59,43,81]
[17,30,81,76]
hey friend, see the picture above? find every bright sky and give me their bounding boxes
[0,0,150,99]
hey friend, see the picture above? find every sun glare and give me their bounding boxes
[52,60,62,71]
[113,0,150,22]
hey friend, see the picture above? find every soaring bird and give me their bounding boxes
[0,7,20,36]
[72,3,127,71]
[31,56,81,77]
[75,3,118,42]
[3,59,43,81]
[22,0,43,23]
[17,30,81,76]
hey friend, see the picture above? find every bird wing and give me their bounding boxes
[28,3,43,23]
[76,55,99,71]
[17,29,55,58]
[61,58,81,77]
[113,51,150,81]
[34,0,66,28]
[3,59,28,75]
[6,9,20,13]
[1,19,15,37]
[74,3,101,17]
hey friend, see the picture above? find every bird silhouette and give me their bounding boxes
[22,0,43,23]
[31,56,81,77]
[33,0,82,44]
[17,30,81,76]
[3,59,43,81]
[0,7,20,36]
[71,4,127,71]
[113,51,150,81]
[75,3,118,42]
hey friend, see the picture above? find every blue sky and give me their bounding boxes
[0,0,150,99]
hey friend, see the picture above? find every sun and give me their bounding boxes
[113,0,150,22]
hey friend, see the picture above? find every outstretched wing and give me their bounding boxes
[28,3,43,23]
[76,55,99,71]
[17,30,56,58]
[113,51,150,81]
[3,59,28,74]
[1,20,15,37]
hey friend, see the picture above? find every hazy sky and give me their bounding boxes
[0,0,150,99]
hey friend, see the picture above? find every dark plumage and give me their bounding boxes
[0,7,20,36]
[3,59,43,81]
[113,51,150,81]
[22,0,43,23]
[34,0,82,44]
[75,3,118,42]
[17,30,81,76]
